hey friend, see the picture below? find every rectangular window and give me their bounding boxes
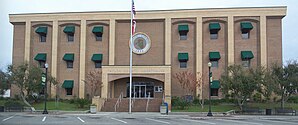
[242,31,249,39]
[210,33,218,40]
[180,62,187,68]
[66,88,73,95]
[154,86,163,92]
[211,61,218,68]
[40,35,46,42]
[66,61,73,68]
[95,62,102,68]
[39,61,45,68]
[67,34,74,42]
[180,35,187,40]
[95,34,103,41]
[242,60,250,68]
[211,88,219,96]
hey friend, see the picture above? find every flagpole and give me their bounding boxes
[129,0,133,114]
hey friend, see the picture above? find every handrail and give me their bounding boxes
[131,96,135,108]
[146,92,151,112]
[114,92,123,112]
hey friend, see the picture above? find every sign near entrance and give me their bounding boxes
[130,32,151,54]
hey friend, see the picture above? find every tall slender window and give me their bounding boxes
[240,22,253,39]
[63,25,75,42]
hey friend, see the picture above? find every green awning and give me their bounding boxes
[63,53,74,61]
[241,51,254,60]
[35,27,48,35]
[62,80,74,89]
[63,26,75,34]
[178,25,189,32]
[91,54,103,62]
[240,22,253,31]
[209,23,221,31]
[178,53,188,62]
[211,80,220,89]
[209,52,221,61]
[34,53,47,61]
[92,26,103,34]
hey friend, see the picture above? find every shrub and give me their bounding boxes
[171,96,190,110]
[75,98,90,108]
[288,96,298,103]
[252,93,262,102]
[4,100,24,107]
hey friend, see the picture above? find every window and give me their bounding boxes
[35,27,48,42]
[95,34,102,41]
[39,61,45,68]
[66,88,73,95]
[178,25,189,40]
[211,61,218,68]
[240,22,253,39]
[40,35,46,42]
[242,31,249,39]
[66,61,73,68]
[210,33,218,40]
[209,23,220,40]
[67,34,74,42]
[211,88,219,96]
[242,60,250,68]
[95,62,102,68]
[179,32,187,40]
[154,86,163,92]
[180,62,187,68]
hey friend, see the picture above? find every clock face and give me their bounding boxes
[130,32,151,54]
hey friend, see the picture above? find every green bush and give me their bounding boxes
[171,96,180,107]
[4,100,24,107]
[75,98,90,108]
[171,96,190,110]
[253,93,262,102]
[288,96,298,103]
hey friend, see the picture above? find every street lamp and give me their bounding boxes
[207,62,213,116]
[42,63,48,114]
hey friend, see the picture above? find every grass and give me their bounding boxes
[0,100,89,111]
[32,101,89,111]
[172,104,236,112]
[172,102,298,112]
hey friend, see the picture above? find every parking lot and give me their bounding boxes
[1,112,298,125]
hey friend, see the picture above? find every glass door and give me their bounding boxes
[133,85,146,98]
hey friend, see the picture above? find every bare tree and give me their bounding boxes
[83,70,102,99]
[174,71,204,108]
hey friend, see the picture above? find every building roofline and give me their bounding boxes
[9,6,287,16]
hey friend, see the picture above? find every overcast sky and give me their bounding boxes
[0,0,297,70]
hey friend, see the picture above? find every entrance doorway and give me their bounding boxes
[133,85,146,98]
[127,82,154,98]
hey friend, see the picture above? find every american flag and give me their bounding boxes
[132,0,136,35]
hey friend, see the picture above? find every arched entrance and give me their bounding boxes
[111,77,164,99]
[100,66,172,110]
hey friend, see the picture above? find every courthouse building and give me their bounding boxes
[9,6,286,111]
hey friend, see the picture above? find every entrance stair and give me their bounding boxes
[101,98,162,112]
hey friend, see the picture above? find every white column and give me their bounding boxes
[165,18,171,65]
[24,20,31,62]
[260,16,267,68]
[101,73,108,98]
[196,17,203,99]
[164,72,171,111]
[51,20,58,98]
[109,19,116,65]
[79,19,87,98]
[228,16,235,65]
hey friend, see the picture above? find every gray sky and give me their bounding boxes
[0,0,297,70]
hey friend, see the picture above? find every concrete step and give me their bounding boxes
[101,98,162,112]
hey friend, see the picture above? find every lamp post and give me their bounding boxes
[42,63,48,114]
[207,62,213,116]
